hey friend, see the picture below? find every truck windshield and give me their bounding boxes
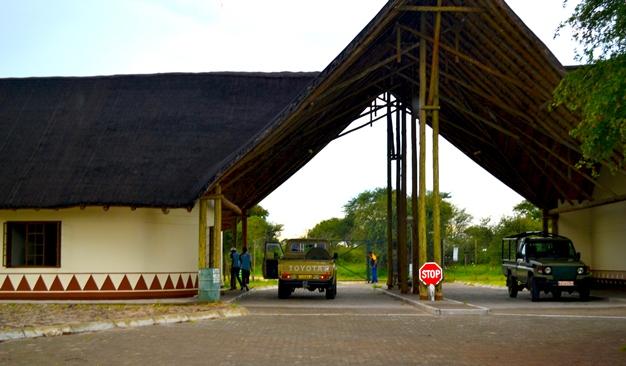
[527,240,576,259]
[287,241,329,253]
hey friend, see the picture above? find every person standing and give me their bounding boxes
[368,251,378,284]
[229,247,242,290]
[240,247,252,291]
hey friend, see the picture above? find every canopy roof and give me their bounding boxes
[0,0,602,215]
[214,0,598,213]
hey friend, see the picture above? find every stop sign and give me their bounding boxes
[419,262,443,286]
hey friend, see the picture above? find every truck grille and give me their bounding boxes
[552,266,577,280]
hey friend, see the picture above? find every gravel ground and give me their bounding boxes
[0,303,231,331]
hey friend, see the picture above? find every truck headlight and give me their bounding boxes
[577,267,585,275]
[544,266,552,275]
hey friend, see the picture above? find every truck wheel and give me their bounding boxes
[325,285,336,300]
[552,290,561,299]
[530,276,540,302]
[579,286,590,301]
[278,282,291,299]
[507,274,518,298]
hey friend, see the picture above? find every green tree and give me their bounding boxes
[462,219,495,265]
[554,0,626,171]
[307,188,467,267]
[513,200,542,221]
[306,217,352,241]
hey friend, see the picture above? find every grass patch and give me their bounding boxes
[444,264,504,287]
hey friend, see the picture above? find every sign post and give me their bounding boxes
[418,262,443,301]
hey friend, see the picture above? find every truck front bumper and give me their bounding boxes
[279,279,335,289]
[535,276,592,290]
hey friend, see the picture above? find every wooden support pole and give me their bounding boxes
[395,99,403,292]
[411,93,419,294]
[232,217,238,250]
[399,106,409,294]
[417,12,428,300]
[386,93,395,290]
[211,184,223,269]
[242,211,248,251]
[198,198,208,269]
[430,0,443,301]
[551,214,559,235]
[542,209,550,234]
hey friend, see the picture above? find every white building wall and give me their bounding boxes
[1,207,198,274]
[0,205,213,298]
[559,169,626,274]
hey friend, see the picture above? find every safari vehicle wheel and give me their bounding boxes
[507,274,518,298]
[579,286,590,301]
[325,285,337,300]
[278,282,291,299]
[530,276,541,302]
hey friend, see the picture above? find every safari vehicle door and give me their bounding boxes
[263,242,284,279]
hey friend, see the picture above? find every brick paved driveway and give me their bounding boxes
[1,283,624,365]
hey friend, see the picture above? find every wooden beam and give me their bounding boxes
[317,42,421,101]
[398,24,544,99]
[398,5,482,13]
[204,193,242,216]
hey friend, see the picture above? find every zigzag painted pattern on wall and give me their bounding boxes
[0,272,198,299]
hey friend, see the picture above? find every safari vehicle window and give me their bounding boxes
[265,242,283,259]
[527,240,576,259]
[518,243,526,259]
[304,247,331,260]
[287,240,328,253]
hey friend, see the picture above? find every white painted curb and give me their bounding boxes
[0,307,248,342]
[378,288,490,316]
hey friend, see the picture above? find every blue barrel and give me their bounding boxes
[198,268,221,301]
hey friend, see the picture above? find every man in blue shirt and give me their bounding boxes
[229,247,242,290]
[240,247,252,291]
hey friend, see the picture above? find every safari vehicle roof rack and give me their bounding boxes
[502,231,570,241]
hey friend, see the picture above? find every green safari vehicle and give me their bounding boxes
[501,231,592,301]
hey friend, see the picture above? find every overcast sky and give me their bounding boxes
[0,0,580,238]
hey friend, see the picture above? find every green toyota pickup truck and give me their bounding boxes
[263,239,338,299]
[502,231,592,301]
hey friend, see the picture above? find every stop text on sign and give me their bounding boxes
[418,262,443,286]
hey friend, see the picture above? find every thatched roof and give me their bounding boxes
[0,72,316,209]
